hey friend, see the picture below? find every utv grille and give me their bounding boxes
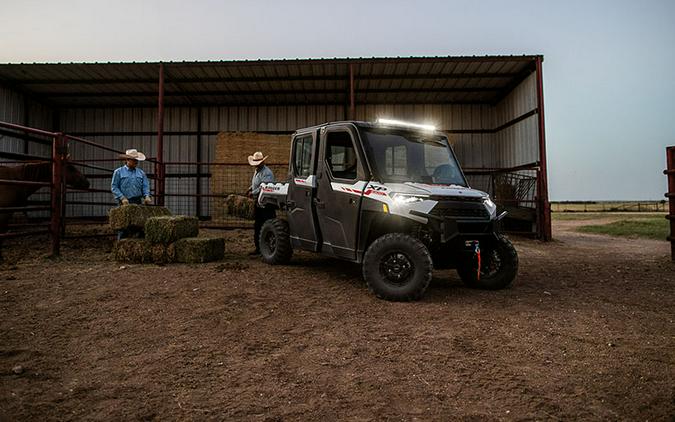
[431,201,490,220]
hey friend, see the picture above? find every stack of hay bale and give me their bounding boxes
[110,205,225,264]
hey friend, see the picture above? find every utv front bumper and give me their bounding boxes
[409,209,507,243]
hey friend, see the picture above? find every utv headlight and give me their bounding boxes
[483,197,497,217]
[392,194,429,204]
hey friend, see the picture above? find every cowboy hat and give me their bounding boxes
[119,149,146,161]
[247,151,268,166]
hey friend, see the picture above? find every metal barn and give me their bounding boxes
[0,55,551,240]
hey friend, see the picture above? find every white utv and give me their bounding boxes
[258,119,518,301]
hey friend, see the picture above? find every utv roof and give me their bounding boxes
[293,120,445,135]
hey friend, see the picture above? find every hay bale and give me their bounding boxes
[145,215,199,244]
[113,239,175,264]
[224,194,255,220]
[109,205,171,231]
[174,237,225,264]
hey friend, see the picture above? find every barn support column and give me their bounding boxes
[50,133,66,257]
[196,107,202,218]
[349,63,355,120]
[535,56,551,241]
[665,146,675,261]
[156,63,166,206]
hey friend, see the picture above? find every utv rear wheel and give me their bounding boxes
[457,235,518,290]
[362,233,432,301]
[259,218,293,265]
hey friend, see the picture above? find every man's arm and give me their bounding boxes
[261,167,275,184]
[142,170,150,198]
[252,167,274,197]
[111,169,124,200]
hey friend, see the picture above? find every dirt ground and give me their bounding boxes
[1,218,673,421]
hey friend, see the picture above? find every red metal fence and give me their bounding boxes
[2,119,552,256]
[0,120,283,256]
[0,122,58,254]
[665,146,675,261]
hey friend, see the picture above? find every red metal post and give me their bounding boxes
[157,62,165,206]
[50,133,66,257]
[665,146,675,261]
[349,63,355,120]
[535,56,552,241]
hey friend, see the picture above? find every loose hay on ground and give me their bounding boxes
[109,205,171,230]
[174,237,225,263]
[144,215,199,244]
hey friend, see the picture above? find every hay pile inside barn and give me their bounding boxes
[144,216,199,244]
[173,237,225,264]
[224,194,255,220]
[210,132,290,225]
[109,205,171,230]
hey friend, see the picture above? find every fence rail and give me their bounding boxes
[550,201,668,213]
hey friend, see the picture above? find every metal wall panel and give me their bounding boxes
[494,73,539,168]
[56,93,539,217]
[354,103,497,169]
[0,84,53,158]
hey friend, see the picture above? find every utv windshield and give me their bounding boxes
[361,128,467,186]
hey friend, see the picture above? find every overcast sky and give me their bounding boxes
[1,0,674,200]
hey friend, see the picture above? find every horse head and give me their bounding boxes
[65,163,90,189]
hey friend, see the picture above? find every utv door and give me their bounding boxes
[287,131,320,251]
[315,125,368,260]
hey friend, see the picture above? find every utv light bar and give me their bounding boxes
[376,118,436,132]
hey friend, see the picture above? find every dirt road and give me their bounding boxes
[1,220,673,421]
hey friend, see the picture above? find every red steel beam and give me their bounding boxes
[157,63,165,206]
[666,146,675,260]
[349,63,355,120]
[535,56,552,241]
[0,179,51,187]
[50,133,65,257]
[0,120,58,138]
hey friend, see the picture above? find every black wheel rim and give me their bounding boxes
[264,231,277,254]
[480,249,502,278]
[379,252,414,284]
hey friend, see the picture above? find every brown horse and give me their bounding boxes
[0,161,90,260]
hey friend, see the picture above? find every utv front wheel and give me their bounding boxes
[457,235,518,290]
[362,233,432,301]
[259,218,293,265]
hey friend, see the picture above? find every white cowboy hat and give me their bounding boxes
[247,151,268,166]
[120,149,146,161]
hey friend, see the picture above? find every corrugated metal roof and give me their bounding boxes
[0,55,540,108]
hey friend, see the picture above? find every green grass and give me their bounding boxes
[552,212,664,221]
[577,218,670,240]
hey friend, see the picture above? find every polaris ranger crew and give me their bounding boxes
[258,119,518,301]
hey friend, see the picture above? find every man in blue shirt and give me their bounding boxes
[111,149,152,239]
[246,151,275,255]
